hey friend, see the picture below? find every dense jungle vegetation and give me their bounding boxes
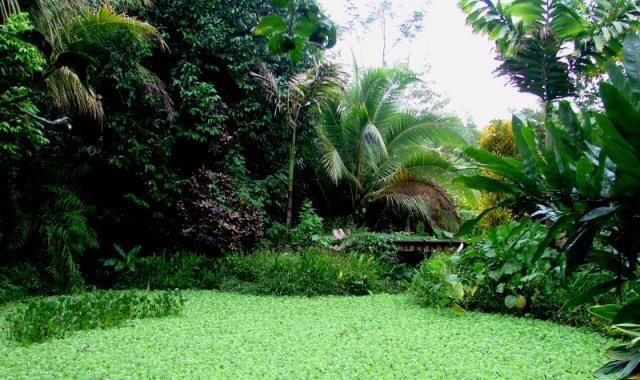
[1,0,640,378]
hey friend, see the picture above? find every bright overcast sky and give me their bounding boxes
[318,0,539,127]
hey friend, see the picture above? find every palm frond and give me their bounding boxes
[61,5,166,51]
[137,64,174,121]
[317,65,465,229]
[349,66,417,127]
[46,67,104,120]
[376,148,453,184]
[370,171,460,231]
[385,111,469,151]
[32,0,156,45]
[0,0,20,21]
[251,63,281,110]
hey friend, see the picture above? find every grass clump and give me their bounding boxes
[116,252,219,290]
[4,290,184,344]
[220,248,390,296]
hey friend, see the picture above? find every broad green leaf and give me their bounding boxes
[293,21,316,38]
[271,0,290,8]
[504,295,518,309]
[508,0,544,22]
[550,3,587,39]
[254,16,287,36]
[531,215,572,264]
[512,115,543,178]
[593,359,635,378]
[580,206,618,222]
[613,297,640,324]
[605,343,640,361]
[288,36,304,63]
[600,82,640,148]
[623,33,640,92]
[268,34,286,53]
[590,304,622,322]
[103,259,117,266]
[451,303,465,316]
[453,175,519,194]
[575,156,594,195]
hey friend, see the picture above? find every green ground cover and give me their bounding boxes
[1,291,612,379]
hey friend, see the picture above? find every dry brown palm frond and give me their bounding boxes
[383,181,460,231]
[46,67,104,121]
[251,63,282,113]
[137,64,175,121]
[369,169,459,230]
[0,0,20,21]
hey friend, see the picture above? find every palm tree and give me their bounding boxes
[458,0,640,120]
[252,62,342,234]
[317,66,471,231]
[1,0,169,121]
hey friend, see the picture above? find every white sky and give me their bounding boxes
[319,0,540,127]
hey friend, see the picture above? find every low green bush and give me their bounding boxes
[410,220,618,328]
[116,252,220,290]
[410,253,473,310]
[4,290,185,344]
[219,248,390,296]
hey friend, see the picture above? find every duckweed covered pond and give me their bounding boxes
[0,291,612,379]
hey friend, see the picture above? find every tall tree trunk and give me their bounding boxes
[285,124,297,235]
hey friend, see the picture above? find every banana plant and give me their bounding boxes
[456,33,640,303]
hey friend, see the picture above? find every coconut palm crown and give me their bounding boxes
[317,66,471,231]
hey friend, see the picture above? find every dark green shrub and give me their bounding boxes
[220,248,389,296]
[290,200,324,248]
[4,290,185,344]
[341,231,413,284]
[342,231,398,259]
[261,221,287,249]
[116,252,220,290]
[0,263,48,304]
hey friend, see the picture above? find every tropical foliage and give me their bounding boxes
[317,66,471,230]
[458,0,640,113]
[253,62,341,232]
[254,0,337,62]
[2,0,640,378]
[590,295,640,378]
[458,34,640,305]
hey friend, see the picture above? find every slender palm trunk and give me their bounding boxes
[543,100,553,144]
[285,123,297,235]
